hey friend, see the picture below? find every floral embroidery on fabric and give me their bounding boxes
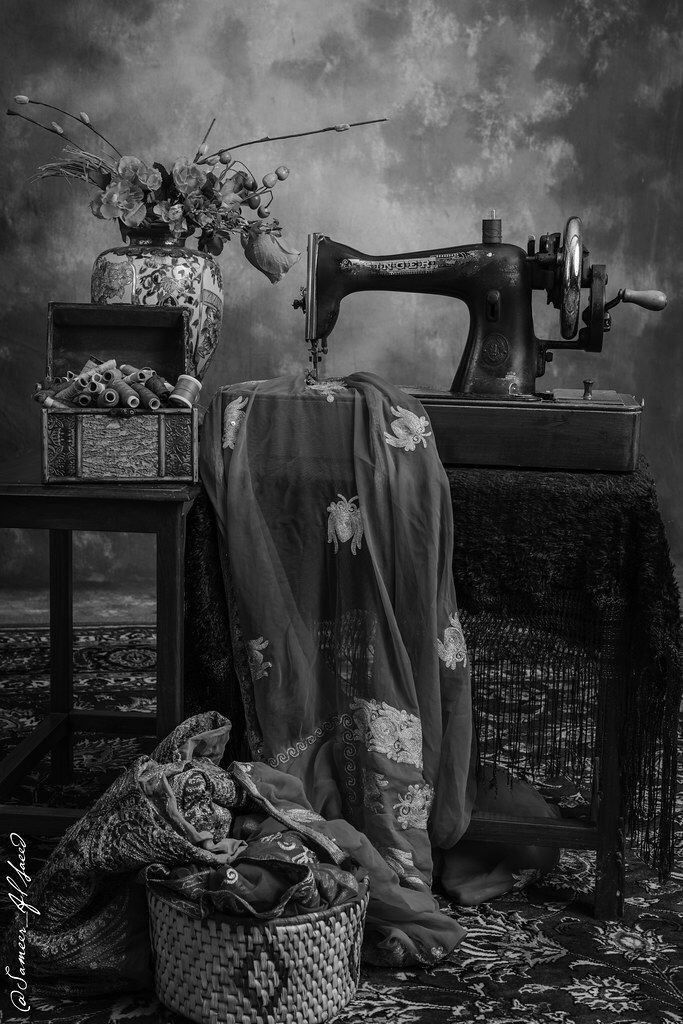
[382,846,425,889]
[306,376,349,402]
[361,768,390,813]
[327,494,363,555]
[247,637,272,681]
[350,697,423,771]
[384,405,432,451]
[393,782,434,831]
[222,395,248,449]
[436,611,468,669]
[283,806,327,824]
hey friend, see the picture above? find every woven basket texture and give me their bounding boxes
[147,883,369,1024]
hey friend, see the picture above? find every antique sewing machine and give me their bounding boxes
[293,215,667,470]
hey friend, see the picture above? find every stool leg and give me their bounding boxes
[156,509,185,739]
[49,529,73,784]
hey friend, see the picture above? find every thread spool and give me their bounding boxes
[169,374,202,408]
[97,389,119,407]
[146,373,174,400]
[33,389,54,405]
[88,380,105,395]
[35,378,61,393]
[102,368,123,383]
[77,357,101,379]
[111,379,140,408]
[120,363,141,376]
[122,370,151,384]
[65,370,76,381]
[94,358,116,374]
[44,396,75,410]
[130,381,161,411]
[55,379,86,403]
[77,392,93,407]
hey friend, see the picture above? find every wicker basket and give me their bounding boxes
[147,880,369,1024]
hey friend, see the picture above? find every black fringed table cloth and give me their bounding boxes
[185,409,681,920]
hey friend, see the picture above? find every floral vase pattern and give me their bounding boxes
[91,227,223,380]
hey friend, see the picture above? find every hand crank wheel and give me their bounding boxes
[560,216,583,340]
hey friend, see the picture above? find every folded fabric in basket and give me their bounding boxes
[3,711,464,1000]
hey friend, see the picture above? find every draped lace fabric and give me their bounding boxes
[200,372,478,965]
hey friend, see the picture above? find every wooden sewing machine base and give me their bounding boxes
[406,388,641,472]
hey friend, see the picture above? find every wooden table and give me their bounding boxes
[0,469,199,835]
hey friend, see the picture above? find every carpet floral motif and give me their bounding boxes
[0,625,681,1023]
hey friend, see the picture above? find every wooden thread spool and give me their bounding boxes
[169,374,202,408]
[111,379,140,408]
[130,382,161,411]
[97,389,119,407]
[77,393,93,407]
[65,370,76,381]
[88,380,105,395]
[122,370,151,384]
[120,363,140,376]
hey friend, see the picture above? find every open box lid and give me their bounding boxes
[47,303,193,382]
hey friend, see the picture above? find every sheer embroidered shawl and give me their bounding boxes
[200,371,477,965]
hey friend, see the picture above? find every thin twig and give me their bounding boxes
[198,117,387,163]
[26,100,122,157]
[194,117,216,162]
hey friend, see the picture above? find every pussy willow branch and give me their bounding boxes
[22,100,122,157]
[198,117,387,163]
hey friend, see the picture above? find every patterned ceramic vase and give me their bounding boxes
[91,226,223,380]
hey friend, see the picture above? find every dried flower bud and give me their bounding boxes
[219,150,232,165]
[51,121,64,134]
[14,95,30,104]
[79,111,91,124]
[197,143,208,156]
[241,228,301,283]
[334,123,351,132]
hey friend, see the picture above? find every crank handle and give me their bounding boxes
[605,288,668,312]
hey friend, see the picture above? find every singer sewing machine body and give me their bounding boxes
[296,216,666,471]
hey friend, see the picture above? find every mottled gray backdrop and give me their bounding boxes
[1,0,681,617]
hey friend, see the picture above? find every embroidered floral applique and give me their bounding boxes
[306,376,349,402]
[361,768,390,813]
[222,395,248,449]
[384,405,432,451]
[350,697,423,770]
[283,806,326,824]
[247,637,272,680]
[327,494,363,554]
[393,782,434,831]
[436,612,468,669]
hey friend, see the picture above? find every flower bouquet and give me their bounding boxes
[7,95,385,376]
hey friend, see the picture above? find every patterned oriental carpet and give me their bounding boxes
[0,625,681,1024]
